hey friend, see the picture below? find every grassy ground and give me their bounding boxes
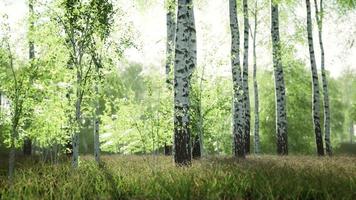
[0,155,355,200]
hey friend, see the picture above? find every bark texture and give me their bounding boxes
[271,2,288,155]
[229,0,245,158]
[306,0,324,156]
[166,0,177,86]
[173,0,196,165]
[314,0,331,155]
[242,0,251,154]
[165,0,176,156]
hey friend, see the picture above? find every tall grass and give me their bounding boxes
[0,155,355,199]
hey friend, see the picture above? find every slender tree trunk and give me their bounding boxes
[23,0,35,156]
[242,0,251,154]
[306,0,324,156]
[165,0,176,155]
[271,1,288,155]
[173,0,196,165]
[8,127,16,180]
[72,70,81,167]
[93,66,100,163]
[91,51,102,163]
[229,0,245,158]
[314,0,331,155]
[251,1,260,154]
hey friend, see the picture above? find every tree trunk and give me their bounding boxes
[306,0,324,156]
[229,0,245,158]
[165,0,176,156]
[192,134,201,159]
[242,0,251,154]
[166,0,177,86]
[173,0,196,165]
[271,2,288,155]
[314,0,331,155]
[93,66,100,163]
[8,128,16,180]
[72,70,81,168]
[23,0,35,156]
[252,1,260,154]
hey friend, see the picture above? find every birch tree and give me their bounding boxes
[242,0,251,154]
[314,0,331,155]
[271,0,288,155]
[0,18,37,180]
[60,0,114,167]
[250,0,260,154]
[23,0,35,156]
[91,49,101,164]
[164,0,176,155]
[306,0,324,156]
[173,0,196,165]
[229,0,245,158]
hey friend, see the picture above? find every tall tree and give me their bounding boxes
[23,0,35,156]
[229,0,245,158]
[314,0,331,155]
[164,0,176,155]
[271,0,288,155]
[250,0,260,154]
[173,0,196,165]
[60,0,114,167]
[306,0,324,156]
[91,50,101,164]
[6,42,19,180]
[242,0,251,154]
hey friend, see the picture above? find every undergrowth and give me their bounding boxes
[0,155,355,200]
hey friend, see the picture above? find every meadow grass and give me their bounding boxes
[0,155,355,200]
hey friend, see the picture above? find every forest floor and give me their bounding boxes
[0,155,355,200]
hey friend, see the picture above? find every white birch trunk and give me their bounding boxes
[271,1,288,155]
[229,0,245,158]
[173,0,196,165]
[242,0,251,154]
[314,0,331,155]
[306,0,324,156]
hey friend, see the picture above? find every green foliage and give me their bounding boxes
[337,0,356,9]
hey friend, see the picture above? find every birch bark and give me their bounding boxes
[314,0,331,155]
[271,1,288,155]
[173,0,196,165]
[242,0,251,154]
[229,0,245,158]
[306,0,324,156]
